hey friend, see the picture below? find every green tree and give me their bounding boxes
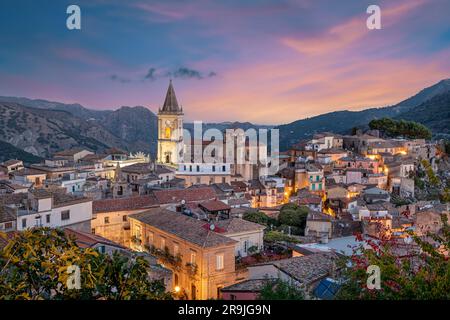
[258,278,304,300]
[369,117,432,140]
[441,188,450,203]
[421,159,440,186]
[337,215,450,299]
[263,231,299,243]
[0,228,172,300]
[243,211,270,226]
[278,204,309,235]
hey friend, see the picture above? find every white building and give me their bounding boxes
[12,190,92,232]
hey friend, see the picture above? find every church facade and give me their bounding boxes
[157,81,269,186]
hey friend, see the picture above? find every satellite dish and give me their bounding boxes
[209,224,215,231]
[181,199,186,205]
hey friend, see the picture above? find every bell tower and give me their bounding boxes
[157,80,184,166]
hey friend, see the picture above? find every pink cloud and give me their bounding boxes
[281,0,427,56]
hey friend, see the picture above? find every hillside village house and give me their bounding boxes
[11,168,47,187]
[236,252,339,297]
[129,208,240,299]
[54,148,94,162]
[92,195,159,247]
[294,162,326,194]
[2,189,92,232]
[0,180,29,194]
[213,218,265,257]
[0,159,24,174]
[0,205,16,232]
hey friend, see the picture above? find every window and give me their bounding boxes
[61,210,70,221]
[191,284,197,300]
[98,246,106,254]
[148,232,154,245]
[190,250,197,264]
[212,165,216,172]
[91,228,96,235]
[222,177,226,184]
[189,165,192,172]
[104,217,110,224]
[196,165,200,172]
[160,237,166,250]
[122,215,128,222]
[22,218,27,229]
[230,294,237,300]
[5,222,13,229]
[222,165,226,172]
[216,254,224,270]
[46,214,51,224]
[244,240,249,253]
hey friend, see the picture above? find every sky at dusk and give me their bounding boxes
[0,0,449,124]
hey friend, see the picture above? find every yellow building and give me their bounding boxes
[129,208,240,299]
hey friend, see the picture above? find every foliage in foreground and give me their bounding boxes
[337,215,450,300]
[0,228,172,300]
[258,278,304,300]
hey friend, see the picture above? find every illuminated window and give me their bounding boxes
[165,127,171,139]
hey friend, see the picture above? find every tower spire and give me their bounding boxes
[160,80,182,114]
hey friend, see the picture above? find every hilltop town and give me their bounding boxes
[1,82,449,300]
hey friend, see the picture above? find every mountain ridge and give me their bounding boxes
[0,78,449,159]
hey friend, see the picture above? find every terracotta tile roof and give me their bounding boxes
[0,193,27,205]
[104,147,127,155]
[214,218,265,234]
[298,197,322,205]
[130,208,237,248]
[1,159,22,166]
[121,163,168,175]
[268,252,339,286]
[30,188,53,199]
[199,200,231,212]
[152,186,217,204]
[307,212,332,222]
[12,168,46,176]
[93,195,159,213]
[0,205,16,223]
[64,228,126,249]
[53,192,91,208]
[230,181,247,192]
[221,279,273,292]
